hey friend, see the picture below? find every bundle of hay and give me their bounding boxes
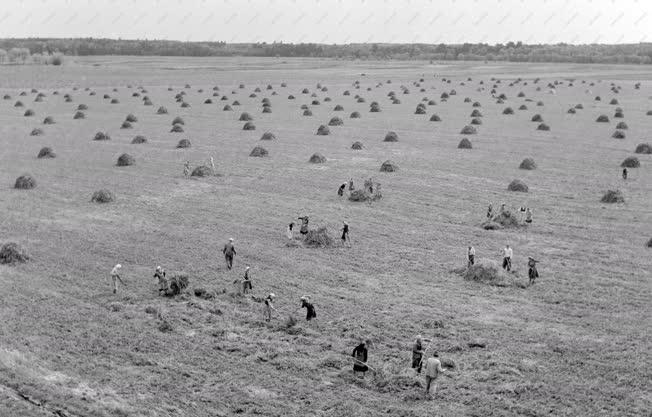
[567,108,576,114]
[14,175,36,189]
[262,107,272,114]
[635,143,652,154]
[484,210,520,229]
[351,141,364,150]
[328,117,344,126]
[460,125,477,135]
[415,106,426,115]
[93,132,110,141]
[30,128,44,136]
[303,109,313,116]
[222,104,233,111]
[110,98,119,104]
[612,130,626,139]
[172,116,185,125]
[2,94,10,100]
[242,122,256,130]
[350,111,361,119]
[616,122,628,130]
[73,111,85,119]
[472,101,481,107]
[349,186,382,202]
[470,118,482,125]
[429,114,442,122]
[458,138,472,149]
[0,243,29,265]
[24,109,34,116]
[601,189,624,203]
[157,106,168,114]
[531,114,543,122]
[116,153,135,166]
[614,110,624,118]
[167,274,189,296]
[312,100,320,105]
[596,115,609,123]
[15,101,24,107]
[91,189,114,203]
[502,107,514,115]
[303,227,333,248]
[369,103,380,112]
[334,104,344,111]
[609,98,618,105]
[309,153,327,163]
[647,110,652,116]
[575,103,584,109]
[380,160,398,172]
[180,102,190,108]
[537,123,550,131]
[204,99,213,104]
[287,95,295,99]
[343,90,350,96]
[470,109,482,117]
[170,124,184,133]
[121,121,133,129]
[131,135,147,144]
[176,139,191,148]
[41,116,55,125]
[517,91,525,97]
[191,165,212,177]
[260,132,276,140]
[519,104,528,110]
[647,238,652,248]
[249,146,268,157]
[37,147,55,159]
[519,158,537,170]
[316,125,330,136]
[621,157,640,168]
[463,259,517,287]
[508,179,528,192]
[384,131,399,142]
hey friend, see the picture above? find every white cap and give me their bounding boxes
[156,266,161,271]
[246,266,250,270]
[116,264,122,268]
[229,238,234,242]
[269,293,276,298]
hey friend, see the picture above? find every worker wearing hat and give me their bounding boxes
[528,257,540,286]
[223,238,236,270]
[110,263,125,294]
[154,265,167,295]
[263,293,276,322]
[300,295,317,321]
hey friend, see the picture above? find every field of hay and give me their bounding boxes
[1,56,651,416]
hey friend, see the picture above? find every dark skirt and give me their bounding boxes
[353,363,368,372]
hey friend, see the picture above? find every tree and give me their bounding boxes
[0,49,7,64]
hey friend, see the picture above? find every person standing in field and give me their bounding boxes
[525,208,533,225]
[502,244,513,271]
[348,178,354,191]
[528,257,540,286]
[486,203,493,219]
[183,161,191,177]
[352,340,370,378]
[242,266,252,294]
[300,296,317,321]
[154,266,167,295]
[337,182,346,197]
[263,293,276,321]
[467,246,476,267]
[411,335,425,373]
[622,168,628,180]
[110,264,125,294]
[223,238,236,270]
[286,222,295,241]
[341,222,350,247]
[298,216,309,236]
[424,352,446,397]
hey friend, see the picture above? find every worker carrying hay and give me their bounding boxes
[223,238,236,270]
[263,293,277,321]
[467,246,476,267]
[154,266,167,295]
[424,352,446,397]
[528,257,540,286]
[352,339,370,378]
[298,216,309,236]
[110,264,125,294]
[300,296,317,321]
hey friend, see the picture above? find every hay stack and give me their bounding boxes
[458,138,472,149]
[616,122,628,130]
[170,124,184,133]
[121,121,132,129]
[612,130,626,139]
[519,104,528,110]
[567,108,576,114]
[537,123,550,131]
[30,128,44,136]
[415,106,426,115]
[502,107,514,115]
[384,131,399,142]
[157,106,168,114]
[260,132,276,140]
[380,160,398,172]
[634,143,652,154]
[575,104,584,109]
[429,114,442,122]
[303,109,313,116]
[91,189,114,203]
[647,238,652,248]
[0,243,30,265]
[596,115,609,123]
[93,132,110,141]
[351,141,364,150]
[519,158,536,170]
[316,125,330,136]
[116,153,135,166]
[463,259,516,287]
[167,274,189,296]
[508,179,528,192]
[241,122,256,131]
[249,146,269,157]
[483,210,520,229]
[609,98,618,105]
[472,101,481,107]
[614,110,624,118]
[176,139,191,149]
[460,125,477,135]
[73,111,85,119]
[531,114,543,122]
[369,103,380,112]
[110,98,119,104]
[37,147,55,159]
[350,111,361,118]
[621,157,640,168]
[334,104,344,111]
[191,166,212,177]
[303,227,333,248]
[309,153,326,163]
[470,118,482,125]
[131,135,147,144]
[14,175,36,189]
[601,190,624,203]
[328,117,344,126]
[15,101,24,107]
[24,109,34,116]
[312,100,320,105]
[470,109,482,117]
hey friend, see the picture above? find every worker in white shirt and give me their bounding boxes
[424,352,446,397]
[467,246,476,267]
[502,245,513,271]
[110,264,125,294]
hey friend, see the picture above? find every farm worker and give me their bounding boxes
[528,257,540,286]
[411,335,425,373]
[424,352,446,397]
[183,161,190,177]
[525,208,533,225]
[263,293,276,321]
[300,296,317,321]
[622,168,628,180]
[210,156,215,174]
[502,245,513,271]
[110,264,125,294]
[467,246,476,267]
[286,222,295,240]
[486,203,493,219]
[242,266,252,294]
[499,203,506,214]
[223,238,236,270]
[337,183,346,197]
[341,222,350,247]
[154,266,167,295]
[352,340,370,378]
[348,178,354,191]
[298,216,309,236]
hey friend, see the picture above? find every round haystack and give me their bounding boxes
[536,101,544,106]
[351,141,364,150]
[507,179,528,192]
[262,107,272,114]
[614,110,624,118]
[596,115,609,123]
[517,91,525,97]
[470,118,482,125]
[440,92,449,99]
[176,139,191,148]
[132,92,140,97]
[428,100,437,105]
[125,114,138,123]
[334,104,344,111]
[328,117,343,126]
[472,101,481,107]
[575,103,584,109]
[172,116,184,125]
[384,131,399,142]
[30,128,44,136]
[204,99,212,104]
[42,116,55,125]
[343,90,350,96]
[191,165,212,177]
[312,100,320,105]
[458,138,472,149]
[621,157,640,168]
[180,101,190,108]
[567,108,576,114]
[34,95,43,102]
[242,121,256,130]
[239,112,253,121]
[91,189,114,203]
[647,110,652,116]
[89,91,96,96]
[518,104,528,110]
[634,143,652,154]
[223,104,233,111]
[110,98,119,104]
[0,242,30,265]
[350,111,361,119]
[601,190,624,203]
[143,98,153,106]
[303,109,313,116]
[429,114,442,122]
[260,132,276,141]
[519,158,537,170]
[2,94,10,100]
[288,95,295,99]
[463,259,516,287]
[537,123,550,131]
[170,124,184,133]
[470,109,482,117]
[249,146,268,157]
[116,153,135,166]
[14,174,36,189]
[616,122,628,130]
[357,97,366,103]
[380,160,398,172]
[24,109,34,117]
[502,107,514,115]
[460,125,477,135]
[300,104,309,110]
[309,153,326,163]
[157,106,168,114]
[392,99,401,104]
[531,114,543,122]
[612,130,626,139]
[415,106,426,115]
[370,103,381,112]
[121,121,132,129]
[37,147,55,159]
[15,101,24,107]
[73,111,85,119]
[303,227,333,248]
[93,132,110,141]
[609,98,618,105]
[131,135,147,144]
[316,125,330,136]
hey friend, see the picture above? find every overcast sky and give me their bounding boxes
[0,0,650,44]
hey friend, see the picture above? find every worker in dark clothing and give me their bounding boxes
[622,168,628,180]
[341,222,350,247]
[528,257,540,286]
[352,340,370,378]
[154,266,167,295]
[300,296,317,321]
[348,178,354,191]
[242,266,252,294]
[298,216,309,235]
[223,238,236,270]
[338,183,346,197]
[412,335,426,373]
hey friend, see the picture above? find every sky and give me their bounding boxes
[0,0,650,45]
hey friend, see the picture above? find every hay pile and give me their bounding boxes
[131,135,147,144]
[303,110,313,116]
[350,111,361,118]
[531,114,543,122]
[462,259,518,287]
[91,189,114,203]
[351,141,364,150]
[260,132,276,140]
[176,139,191,148]
[121,121,132,129]
[647,238,652,248]
[116,153,135,166]
[380,160,398,172]
[167,274,189,296]
[73,111,85,119]
[157,106,168,114]
[460,125,477,135]
[508,179,528,192]
[191,165,213,177]
[601,190,624,203]
[316,125,330,135]
[621,157,640,168]
[519,158,536,170]
[24,109,34,116]
[458,138,472,149]
[635,143,652,154]
[537,123,550,131]
[384,131,399,142]
[328,117,344,126]
[0,243,30,265]
[482,210,520,229]
[596,115,609,123]
[612,130,626,139]
[470,109,482,117]
[30,128,44,136]
[309,153,326,163]
[14,175,36,189]
[429,114,442,122]
[37,147,55,159]
[93,132,111,141]
[349,180,382,202]
[470,118,482,125]
[249,146,268,157]
[502,107,514,115]
[334,104,344,111]
[223,105,233,111]
[303,227,333,248]
[242,122,256,130]
[125,114,138,122]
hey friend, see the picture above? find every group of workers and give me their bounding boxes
[487,203,533,225]
[287,216,351,247]
[467,244,540,286]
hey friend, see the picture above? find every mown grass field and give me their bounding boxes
[0,57,651,417]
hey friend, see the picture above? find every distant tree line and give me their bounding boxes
[0,45,63,65]
[1,38,652,64]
